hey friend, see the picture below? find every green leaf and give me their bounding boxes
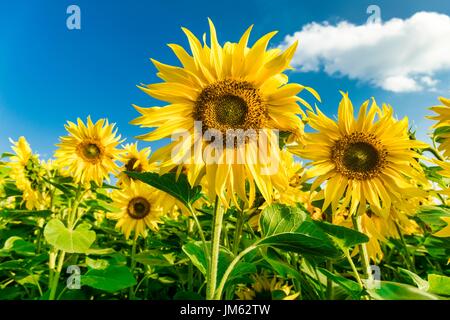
[182,241,239,291]
[398,268,429,291]
[258,204,341,258]
[0,236,35,257]
[1,152,14,159]
[318,268,363,298]
[227,262,257,286]
[423,236,450,259]
[85,248,116,255]
[259,232,340,258]
[81,265,137,292]
[17,274,41,286]
[134,251,175,267]
[260,203,307,236]
[262,250,301,280]
[428,274,450,296]
[0,209,51,219]
[44,219,96,253]
[316,221,369,249]
[126,171,202,206]
[367,281,440,300]
[0,260,24,271]
[85,257,109,270]
[417,206,450,233]
[182,242,209,275]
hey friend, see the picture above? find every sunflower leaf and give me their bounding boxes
[428,274,450,296]
[315,221,369,249]
[126,171,202,206]
[367,281,440,300]
[318,267,363,298]
[259,204,341,258]
[44,219,96,254]
[81,265,136,292]
[260,203,308,236]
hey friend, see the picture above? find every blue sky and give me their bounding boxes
[1,0,450,158]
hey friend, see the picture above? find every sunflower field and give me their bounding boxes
[0,20,449,301]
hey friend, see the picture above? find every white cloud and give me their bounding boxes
[280,12,450,92]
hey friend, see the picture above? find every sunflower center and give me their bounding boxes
[125,158,143,173]
[215,95,248,126]
[343,142,379,172]
[78,142,103,163]
[127,197,151,219]
[195,79,266,133]
[332,132,388,180]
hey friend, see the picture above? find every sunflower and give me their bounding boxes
[334,208,420,262]
[131,19,319,208]
[274,150,321,215]
[235,273,299,300]
[54,117,122,186]
[108,180,163,239]
[9,137,47,210]
[429,97,450,158]
[295,93,428,217]
[117,143,155,185]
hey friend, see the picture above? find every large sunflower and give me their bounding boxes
[429,97,450,158]
[295,93,428,217]
[108,180,163,239]
[9,137,47,210]
[131,19,318,207]
[54,117,122,186]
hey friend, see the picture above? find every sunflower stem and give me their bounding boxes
[129,238,138,300]
[215,244,258,299]
[325,209,333,300]
[394,221,416,272]
[352,215,373,299]
[48,250,65,300]
[187,203,210,287]
[207,196,224,300]
[232,208,244,256]
[344,249,364,289]
[187,218,194,292]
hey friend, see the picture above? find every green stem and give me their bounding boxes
[232,209,244,256]
[187,218,194,292]
[129,238,138,300]
[344,249,364,289]
[206,196,224,300]
[48,250,66,300]
[394,222,416,272]
[352,215,373,285]
[36,226,43,254]
[325,209,333,300]
[187,204,209,260]
[214,244,258,299]
[69,185,83,228]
